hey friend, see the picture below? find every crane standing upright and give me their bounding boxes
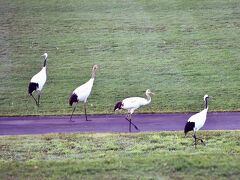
[184,94,212,147]
[28,53,48,106]
[69,65,99,122]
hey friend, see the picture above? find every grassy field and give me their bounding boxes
[0,0,240,116]
[0,131,239,179]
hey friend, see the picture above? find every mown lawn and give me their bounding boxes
[0,0,239,116]
[0,131,239,179]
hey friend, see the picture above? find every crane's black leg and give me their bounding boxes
[193,132,197,148]
[129,118,131,132]
[129,114,132,132]
[70,106,76,122]
[193,132,205,148]
[37,94,40,106]
[125,114,139,132]
[129,114,139,131]
[84,103,91,121]
[30,94,38,106]
[195,136,205,145]
[126,114,131,132]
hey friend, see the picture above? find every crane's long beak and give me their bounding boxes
[150,92,155,95]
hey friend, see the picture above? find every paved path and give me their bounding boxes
[0,112,239,135]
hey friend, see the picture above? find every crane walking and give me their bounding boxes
[114,89,154,132]
[28,53,48,106]
[184,94,212,147]
[69,65,99,122]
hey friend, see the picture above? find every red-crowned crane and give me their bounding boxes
[184,94,212,147]
[69,65,99,122]
[28,53,48,106]
[114,89,154,132]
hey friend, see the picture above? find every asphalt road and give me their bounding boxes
[0,112,239,135]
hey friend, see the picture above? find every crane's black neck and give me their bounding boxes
[43,58,47,67]
[205,97,209,109]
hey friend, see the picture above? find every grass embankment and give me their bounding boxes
[0,131,239,179]
[0,0,239,116]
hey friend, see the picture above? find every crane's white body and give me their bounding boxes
[122,96,151,114]
[187,108,208,131]
[30,67,47,91]
[28,53,48,106]
[184,94,212,147]
[73,78,94,103]
[114,89,154,132]
[69,65,98,121]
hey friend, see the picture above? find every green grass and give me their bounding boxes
[0,0,240,116]
[0,131,240,179]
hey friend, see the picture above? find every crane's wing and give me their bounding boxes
[30,68,47,90]
[73,78,94,101]
[187,109,207,131]
[122,97,147,109]
[187,112,201,123]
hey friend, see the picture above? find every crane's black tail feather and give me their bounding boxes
[114,101,123,111]
[184,122,195,135]
[28,82,39,95]
[69,93,78,106]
